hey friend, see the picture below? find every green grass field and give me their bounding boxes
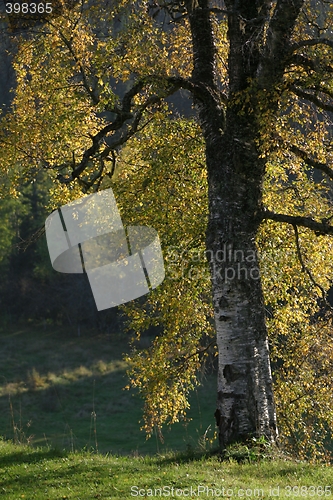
[0,324,217,455]
[0,439,332,499]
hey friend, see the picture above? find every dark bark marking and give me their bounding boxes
[214,408,221,427]
[223,364,241,383]
[219,296,229,308]
[219,405,239,449]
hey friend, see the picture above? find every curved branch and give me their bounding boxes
[288,144,333,180]
[288,54,317,71]
[57,94,160,184]
[56,73,227,185]
[310,84,333,101]
[288,54,333,74]
[290,37,333,52]
[263,209,333,236]
[289,85,333,113]
[293,224,327,299]
[288,82,333,102]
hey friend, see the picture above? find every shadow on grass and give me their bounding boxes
[0,439,326,493]
[0,445,69,467]
[153,447,221,466]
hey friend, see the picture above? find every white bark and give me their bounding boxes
[211,240,278,447]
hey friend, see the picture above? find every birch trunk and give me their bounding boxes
[184,0,306,448]
[206,126,278,447]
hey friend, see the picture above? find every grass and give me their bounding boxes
[0,439,332,499]
[0,324,332,499]
[0,324,217,455]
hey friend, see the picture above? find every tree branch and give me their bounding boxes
[290,37,333,52]
[57,94,160,184]
[257,0,306,87]
[289,85,333,113]
[263,209,333,236]
[57,29,99,106]
[310,84,333,101]
[288,54,317,71]
[56,76,195,185]
[288,144,333,180]
[288,54,333,74]
[170,339,216,378]
[293,224,327,299]
[287,80,333,103]
[54,68,229,186]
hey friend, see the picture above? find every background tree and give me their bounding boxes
[0,0,333,457]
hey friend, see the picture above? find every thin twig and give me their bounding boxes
[293,224,328,301]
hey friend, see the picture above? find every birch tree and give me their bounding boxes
[1,0,333,454]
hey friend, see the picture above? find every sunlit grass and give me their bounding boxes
[0,360,128,396]
[0,439,332,500]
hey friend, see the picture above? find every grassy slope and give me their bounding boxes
[0,325,216,455]
[0,440,332,499]
[0,325,332,499]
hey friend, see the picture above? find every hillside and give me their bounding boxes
[0,324,216,455]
